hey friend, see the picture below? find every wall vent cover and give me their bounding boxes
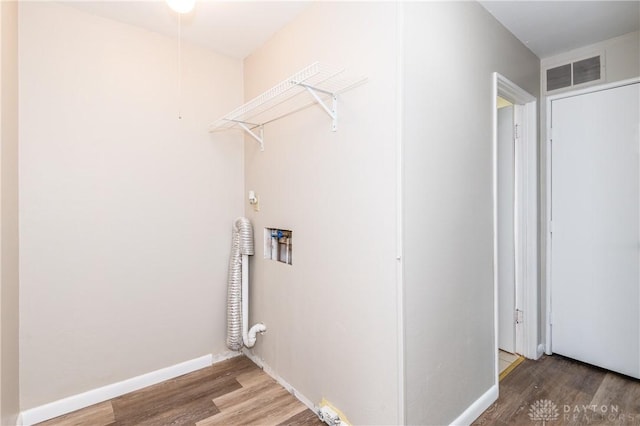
[572,56,601,85]
[545,55,602,93]
[547,64,572,91]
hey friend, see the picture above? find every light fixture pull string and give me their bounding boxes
[178,13,183,120]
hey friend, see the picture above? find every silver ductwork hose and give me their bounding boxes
[226,217,259,351]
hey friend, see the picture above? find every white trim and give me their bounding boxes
[545,90,553,356]
[514,102,525,356]
[546,76,639,102]
[493,73,539,372]
[544,76,640,356]
[17,352,241,426]
[491,75,500,387]
[496,74,536,105]
[521,100,539,361]
[241,349,317,415]
[449,385,499,426]
[537,344,545,359]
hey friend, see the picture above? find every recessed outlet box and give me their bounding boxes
[264,228,292,265]
[318,406,341,425]
[318,399,350,426]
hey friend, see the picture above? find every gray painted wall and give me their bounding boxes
[0,1,20,424]
[402,3,539,424]
[19,2,244,409]
[243,3,400,424]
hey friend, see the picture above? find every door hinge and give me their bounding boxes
[515,309,524,324]
[514,124,520,140]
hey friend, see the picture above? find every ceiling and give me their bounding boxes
[63,1,311,59]
[63,1,639,60]
[479,1,640,58]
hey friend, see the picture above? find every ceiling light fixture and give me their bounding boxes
[166,0,195,14]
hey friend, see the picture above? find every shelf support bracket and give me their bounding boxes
[295,82,338,131]
[232,121,264,151]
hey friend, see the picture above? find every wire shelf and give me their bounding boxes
[209,62,366,150]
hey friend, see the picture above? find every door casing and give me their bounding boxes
[493,73,540,387]
[497,104,518,354]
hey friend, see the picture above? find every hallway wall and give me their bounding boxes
[402,2,540,424]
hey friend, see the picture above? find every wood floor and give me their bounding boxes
[37,356,324,426]
[474,354,640,425]
[35,353,640,426]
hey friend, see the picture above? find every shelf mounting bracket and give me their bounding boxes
[231,120,264,151]
[294,81,338,131]
[210,63,367,151]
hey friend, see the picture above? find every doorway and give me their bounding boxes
[496,99,526,377]
[493,73,539,384]
[546,79,640,379]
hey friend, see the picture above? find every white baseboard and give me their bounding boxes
[241,348,317,415]
[537,344,546,359]
[19,351,241,426]
[449,384,498,426]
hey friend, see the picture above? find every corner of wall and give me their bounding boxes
[0,1,21,425]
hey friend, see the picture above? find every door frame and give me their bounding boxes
[492,73,539,383]
[544,76,640,355]
[497,104,518,354]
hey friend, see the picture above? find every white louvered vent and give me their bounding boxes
[545,55,602,93]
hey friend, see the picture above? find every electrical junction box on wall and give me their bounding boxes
[264,228,292,265]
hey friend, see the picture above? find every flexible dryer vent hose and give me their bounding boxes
[226,217,262,351]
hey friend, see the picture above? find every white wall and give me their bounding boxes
[539,31,640,348]
[0,1,20,424]
[402,3,539,424]
[19,2,243,409]
[243,3,400,424]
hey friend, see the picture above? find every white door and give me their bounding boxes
[550,82,640,378]
[498,105,516,354]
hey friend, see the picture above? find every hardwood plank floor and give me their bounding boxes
[474,354,640,425]
[37,353,640,426]
[37,356,324,426]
